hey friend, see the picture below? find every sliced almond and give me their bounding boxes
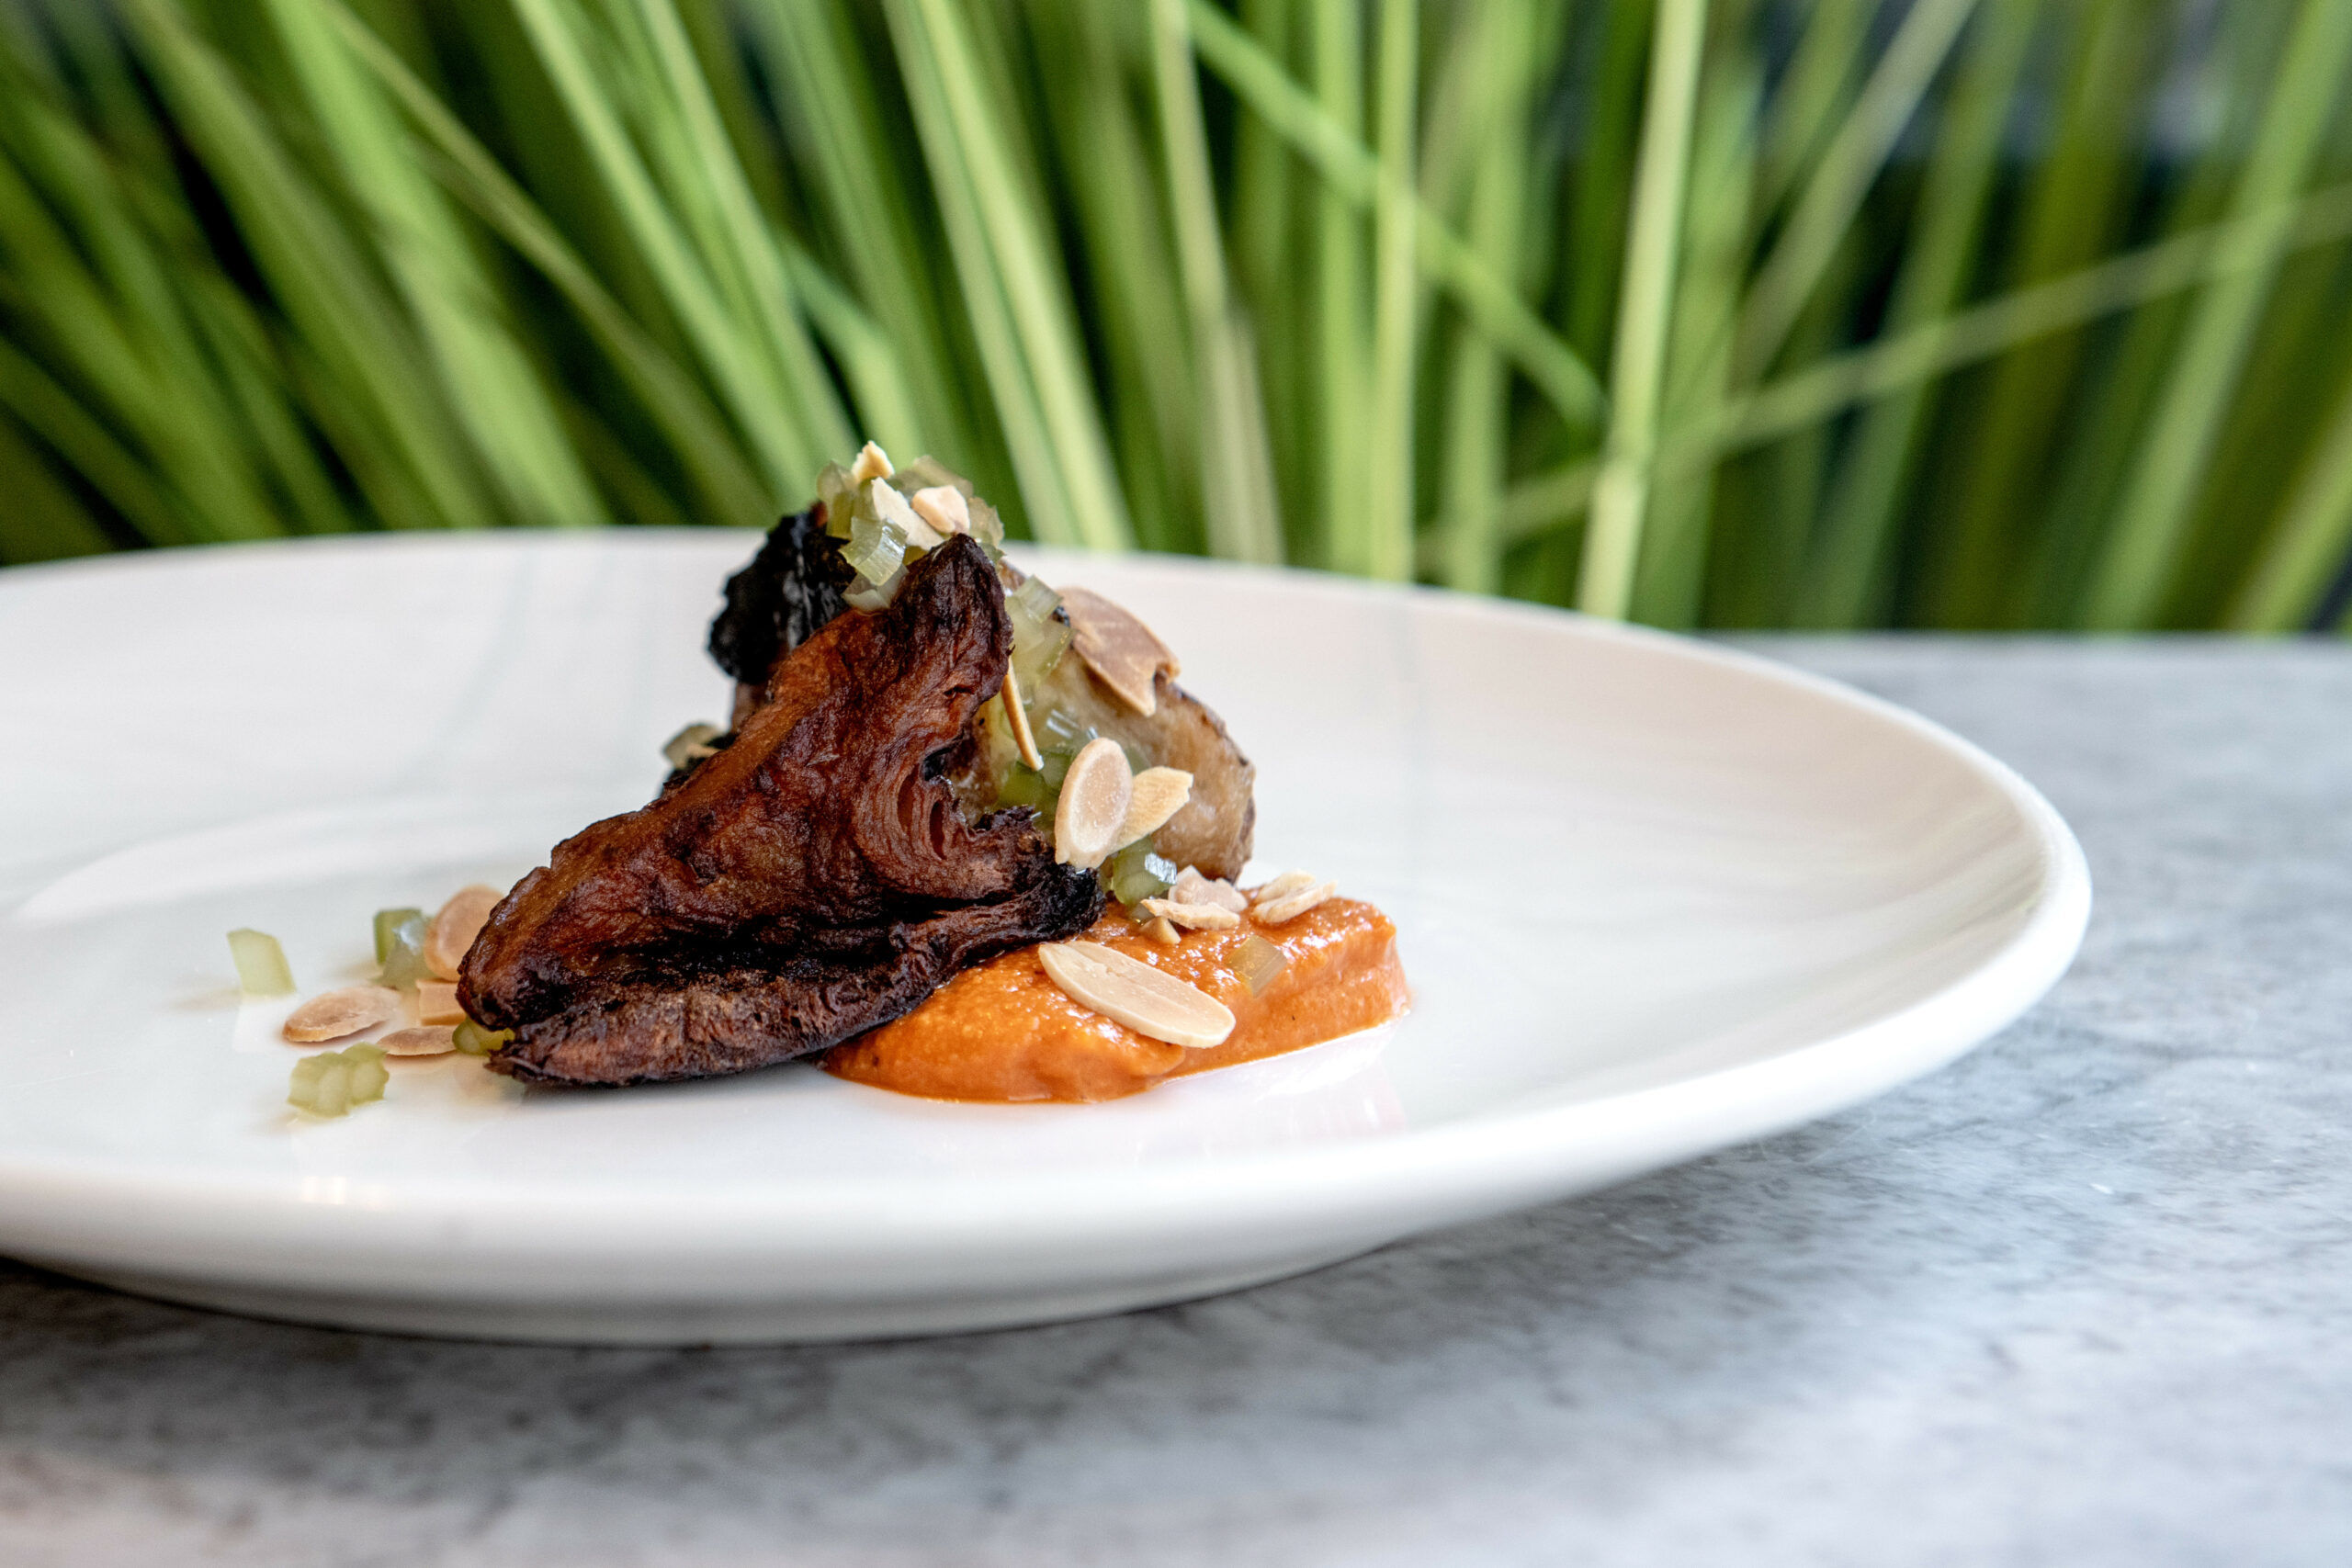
[424,884,503,981]
[1053,738,1133,869]
[1139,897,1239,931]
[1114,767,1193,852]
[1173,867,1250,914]
[910,484,969,536]
[869,478,944,549]
[1001,662,1044,771]
[378,1025,458,1056]
[1254,878,1337,925]
[849,440,893,484]
[284,985,400,1043]
[414,979,466,1025]
[1251,870,1319,907]
[1060,587,1179,716]
[1038,941,1235,1049]
[1145,917,1182,946]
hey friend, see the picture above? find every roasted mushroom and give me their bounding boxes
[461,536,1103,1086]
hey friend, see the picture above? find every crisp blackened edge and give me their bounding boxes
[707,504,853,687]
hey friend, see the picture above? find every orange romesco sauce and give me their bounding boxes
[824,896,1408,1103]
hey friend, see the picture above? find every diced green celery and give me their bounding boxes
[372,907,425,965]
[842,512,909,589]
[227,928,295,997]
[451,1019,514,1056]
[1103,840,1177,907]
[993,764,1053,813]
[965,495,1007,550]
[890,454,972,497]
[377,909,430,990]
[816,461,857,537]
[348,1055,390,1101]
[288,1042,389,1118]
[1235,935,1289,997]
[1007,579,1072,690]
[1035,704,1095,757]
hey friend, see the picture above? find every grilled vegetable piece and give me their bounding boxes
[1024,654,1255,881]
[707,504,851,730]
[461,536,1103,1086]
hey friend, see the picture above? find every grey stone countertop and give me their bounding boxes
[4,637,2347,1566]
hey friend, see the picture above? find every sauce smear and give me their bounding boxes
[825,897,1408,1102]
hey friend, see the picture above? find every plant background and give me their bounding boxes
[4,0,2351,632]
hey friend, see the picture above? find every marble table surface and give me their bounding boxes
[4,637,2346,1567]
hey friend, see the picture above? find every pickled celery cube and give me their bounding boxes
[227,929,296,997]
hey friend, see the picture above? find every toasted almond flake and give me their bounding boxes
[414,979,465,1025]
[1173,867,1250,914]
[1146,917,1182,946]
[1139,897,1239,931]
[849,440,893,483]
[284,985,400,1043]
[1001,661,1044,770]
[869,478,944,549]
[1038,941,1235,1049]
[910,485,970,536]
[661,721,725,772]
[1060,586,1179,716]
[1114,767,1192,850]
[1251,870,1319,907]
[424,885,503,981]
[1053,738,1133,869]
[1254,878,1337,925]
[378,1025,458,1056]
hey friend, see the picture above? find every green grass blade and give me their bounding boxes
[1796,0,2036,629]
[507,0,812,491]
[2225,367,2352,630]
[0,336,189,547]
[1561,1,1651,365]
[1152,0,1284,566]
[1185,0,1607,434]
[1500,175,2352,548]
[736,0,984,470]
[1308,0,1366,570]
[1436,0,1539,595]
[779,240,926,462]
[1749,0,1866,223]
[618,0,853,462]
[0,413,115,563]
[1356,0,1416,583]
[125,0,492,533]
[319,0,769,525]
[896,0,1134,551]
[1030,1,1195,553]
[267,0,608,529]
[1733,0,1978,384]
[2077,0,2352,630]
[1579,0,1709,619]
[1926,0,2160,626]
[880,0,1080,546]
[1635,13,1758,629]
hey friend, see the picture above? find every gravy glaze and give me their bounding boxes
[824,897,1408,1102]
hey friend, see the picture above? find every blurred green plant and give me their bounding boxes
[5,0,2352,632]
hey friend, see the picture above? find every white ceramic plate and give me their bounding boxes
[0,535,2086,1343]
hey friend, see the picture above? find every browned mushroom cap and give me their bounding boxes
[1061,587,1180,717]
